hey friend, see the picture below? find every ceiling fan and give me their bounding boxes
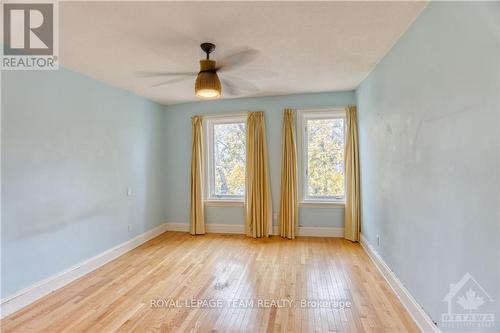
[138,43,260,99]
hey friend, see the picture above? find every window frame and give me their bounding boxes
[203,113,247,204]
[297,108,347,206]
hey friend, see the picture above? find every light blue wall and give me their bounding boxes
[163,92,355,227]
[1,69,167,297]
[356,1,499,329]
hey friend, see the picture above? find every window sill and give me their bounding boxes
[205,200,245,207]
[299,201,345,208]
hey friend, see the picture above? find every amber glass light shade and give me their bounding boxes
[195,60,221,98]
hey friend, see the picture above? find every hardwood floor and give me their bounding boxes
[1,232,419,332]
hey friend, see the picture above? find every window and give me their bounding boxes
[205,115,246,201]
[298,109,346,203]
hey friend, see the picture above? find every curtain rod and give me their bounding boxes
[193,105,353,119]
[285,105,351,110]
[194,111,252,119]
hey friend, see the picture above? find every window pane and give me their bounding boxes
[306,118,345,198]
[213,122,246,196]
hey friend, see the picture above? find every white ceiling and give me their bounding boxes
[59,1,426,105]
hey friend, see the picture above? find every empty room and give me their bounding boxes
[1,1,499,332]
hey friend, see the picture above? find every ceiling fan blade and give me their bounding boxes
[221,78,239,96]
[216,48,259,73]
[136,71,197,78]
[224,75,259,92]
[152,75,193,87]
[221,76,260,97]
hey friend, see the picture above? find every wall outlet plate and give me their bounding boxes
[128,224,133,232]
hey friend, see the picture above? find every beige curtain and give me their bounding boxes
[245,112,272,238]
[190,116,205,235]
[344,106,361,241]
[279,109,298,239]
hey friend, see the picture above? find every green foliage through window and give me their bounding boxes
[306,118,345,198]
[213,122,246,196]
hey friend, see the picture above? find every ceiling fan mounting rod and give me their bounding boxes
[200,43,216,60]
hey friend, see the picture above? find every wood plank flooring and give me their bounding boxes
[1,232,419,332]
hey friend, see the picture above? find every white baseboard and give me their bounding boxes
[165,222,344,237]
[163,222,190,232]
[295,226,344,237]
[360,234,439,333]
[165,222,244,234]
[0,223,169,319]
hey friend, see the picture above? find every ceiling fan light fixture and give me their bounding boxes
[196,88,220,98]
[195,59,221,99]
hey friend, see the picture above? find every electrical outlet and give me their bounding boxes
[128,224,133,232]
[376,235,380,246]
[126,187,132,196]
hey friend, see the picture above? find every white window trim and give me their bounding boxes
[296,108,346,206]
[299,201,345,208]
[204,200,245,207]
[203,113,247,203]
